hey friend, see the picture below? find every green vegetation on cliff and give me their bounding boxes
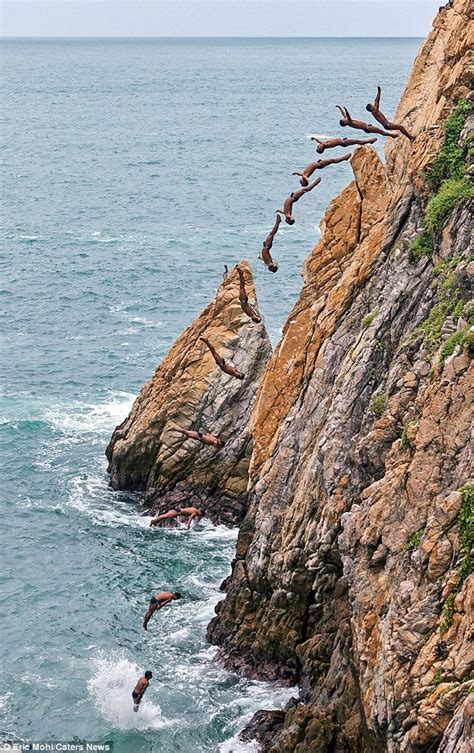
[422,263,467,357]
[425,178,473,232]
[424,100,470,188]
[439,326,469,366]
[410,231,434,261]
[362,308,379,330]
[405,529,422,551]
[370,392,385,417]
[424,100,473,231]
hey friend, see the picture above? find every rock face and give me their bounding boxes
[106,261,271,526]
[208,1,473,750]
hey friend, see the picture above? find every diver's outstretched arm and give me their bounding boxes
[374,85,382,110]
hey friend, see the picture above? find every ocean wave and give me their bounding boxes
[217,680,296,753]
[66,466,145,529]
[219,736,259,753]
[44,393,135,435]
[109,303,163,328]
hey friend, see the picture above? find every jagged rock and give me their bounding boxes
[385,0,473,216]
[437,694,474,752]
[239,709,287,751]
[207,1,474,749]
[106,261,271,525]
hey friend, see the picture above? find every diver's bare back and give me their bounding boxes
[293,153,351,185]
[261,213,281,272]
[337,105,398,138]
[200,337,244,379]
[311,136,376,154]
[366,86,414,140]
[237,267,261,322]
[277,177,321,225]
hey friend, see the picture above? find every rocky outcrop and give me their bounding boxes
[106,261,271,525]
[208,1,473,749]
[385,0,473,213]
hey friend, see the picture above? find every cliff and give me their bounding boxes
[106,261,271,526]
[208,1,473,750]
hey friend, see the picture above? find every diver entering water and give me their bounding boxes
[132,671,152,712]
[366,85,414,140]
[199,337,245,379]
[143,591,182,630]
[149,506,204,529]
[277,178,321,225]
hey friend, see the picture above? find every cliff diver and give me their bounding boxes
[260,213,281,273]
[237,267,262,323]
[366,86,414,140]
[293,153,351,186]
[277,177,321,225]
[149,506,204,528]
[143,590,182,630]
[200,337,245,379]
[336,105,399,137]
[169,422,226,448]
[132,671,152,712]
[223,264,229,280]
[311,135,377,154]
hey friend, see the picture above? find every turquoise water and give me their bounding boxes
[1,38,420,751]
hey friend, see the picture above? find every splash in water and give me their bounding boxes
[88,654,167,731]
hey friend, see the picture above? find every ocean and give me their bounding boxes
[1,37,420,752]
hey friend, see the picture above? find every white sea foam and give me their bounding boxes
[66,469,145,529]
[0,692,13,709]
[44,393,135,435]
[88,654,167,730]
[219,737,259,753]
[0,691,17,747]
[218,681,296,753]
[109,303,163,328]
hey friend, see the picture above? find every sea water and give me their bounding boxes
[1,38,420,752]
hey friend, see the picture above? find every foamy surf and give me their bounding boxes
[219,737,259,753]
[44,392,135,435]
[88,655,167,731]
[67,469,145,529]
[218,681,296,753]
[109,303,163,328]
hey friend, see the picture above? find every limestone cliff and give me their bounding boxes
[106,261,271,525]
[208,1,473,750]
